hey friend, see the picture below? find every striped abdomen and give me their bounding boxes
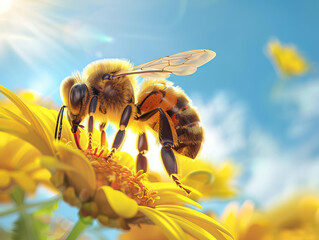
[137,80,203,159]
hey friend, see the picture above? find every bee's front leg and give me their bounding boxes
[107,105,132,159]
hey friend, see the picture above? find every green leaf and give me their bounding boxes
[31,215,49,240]
[11,212,41,240]
[10,187,25,206]
[10,197,60,240]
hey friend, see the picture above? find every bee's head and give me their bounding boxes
[60,76,90,133]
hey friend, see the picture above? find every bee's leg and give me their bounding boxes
[137,108,191,194]
[107,105,132,159]
[99,122,107,148]
[136,132,148,173]
[87,96,98,149]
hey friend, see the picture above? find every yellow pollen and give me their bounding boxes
[82,150,156,207]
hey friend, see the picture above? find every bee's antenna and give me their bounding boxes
[55,105,66,140]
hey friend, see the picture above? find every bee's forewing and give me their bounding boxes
[115,49,215,79]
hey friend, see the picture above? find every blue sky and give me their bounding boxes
[1,0,319,237]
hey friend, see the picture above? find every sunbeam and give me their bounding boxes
[0,0,114,68]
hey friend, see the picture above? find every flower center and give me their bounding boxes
[82,150,156,208]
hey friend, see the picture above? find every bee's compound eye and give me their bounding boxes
[102,73,112,80]
[69,83,88,115]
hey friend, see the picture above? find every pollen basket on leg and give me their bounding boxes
[82,150,156,207]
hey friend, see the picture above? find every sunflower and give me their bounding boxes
[267,39,310,77]
[263,194,319,240]
[220,201,267,240]
[0,85,233,240]
[220,194,319,240]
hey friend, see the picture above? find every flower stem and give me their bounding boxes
[65,216,91,240]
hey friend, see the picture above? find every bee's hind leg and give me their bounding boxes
[137,108,191,194]
[136,132,148,173]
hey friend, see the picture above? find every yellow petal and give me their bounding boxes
[220,202,239,236]
[11,144,40,169]
[0,118,29,135]
[0,106,31,129]
[30,169,51,182]
[19,160,41,172]
[238,201,254,232]
[0,138,26,169]
[138,206,186,240]
[54,142,96,197]
[95,186,138,218]
[184,170,214,185]
[11,171,37,193]
[0,170,11,189]
[120,224,167,240]
[167,213,217,240]
[156,205,233,239]
[0,118,52,155]
[155,191,202,209]
[38,156,75,171]
[149,182,202,199]
[0,85,54,154]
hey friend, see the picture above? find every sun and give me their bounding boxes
[0,0,12,15]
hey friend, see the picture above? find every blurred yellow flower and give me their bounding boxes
[0,133,52,202]
[180,156,237,199]
[220,201,268,240]
[147,157,237,200]
[267,39,310,77]
[263,194,319,240]
[16,89,59,109]
[220,194,319,240]
[0,85,233,240]
[0,90,55,202]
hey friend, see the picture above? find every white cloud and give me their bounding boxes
[191,86,319,207]
[244,128,319,207]
[192,92,247,161]
[276,79,319,137]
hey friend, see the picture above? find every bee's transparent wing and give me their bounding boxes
[114,49,216,79]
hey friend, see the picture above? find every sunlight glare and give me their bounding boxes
[0,0,12,15]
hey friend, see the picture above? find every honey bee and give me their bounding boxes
[55,49,216,193]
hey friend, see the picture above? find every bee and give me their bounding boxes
[55,49,216,193]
